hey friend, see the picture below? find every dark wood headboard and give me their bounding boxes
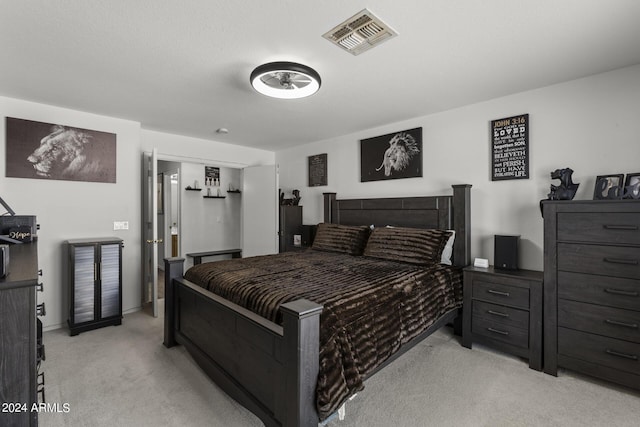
[323,184,471,267]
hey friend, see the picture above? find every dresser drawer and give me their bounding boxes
[558,243,640,280]
[558,271,640,311]
[558,327,640,375]
[472,300,529,330]
[558,299,640,344]
[471,279,529,309]
[472,316,528,348]
[558,212,640,245]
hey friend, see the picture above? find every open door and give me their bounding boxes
[242,165,278,257]
[142,148,161,317]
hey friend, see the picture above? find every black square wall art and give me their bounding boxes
[5,117,117,183]
[360,127,422,182]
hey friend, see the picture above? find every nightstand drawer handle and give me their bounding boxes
[604,288,639,297]
[487,327,509,336]
[603,224,639,231]
[605,319,639,329]
[605,349,638,361]
[603,257,638,266]
[487,289,510,297]
[487,310,509,318]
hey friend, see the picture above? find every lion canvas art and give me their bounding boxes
[360,127,422,182]
[5,117,116,183]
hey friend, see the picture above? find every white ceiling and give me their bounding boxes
[2,0,640,151]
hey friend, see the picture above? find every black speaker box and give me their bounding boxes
[494,235,519,270]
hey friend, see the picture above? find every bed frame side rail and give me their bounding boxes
[163,257,322,427]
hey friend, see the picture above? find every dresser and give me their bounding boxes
[0,242,43,426]
[542,200,640,390]
[462,266,543,370]
[65,238,123,336]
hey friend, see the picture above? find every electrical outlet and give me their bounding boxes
[113,221,129,230]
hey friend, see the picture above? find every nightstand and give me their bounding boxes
[462,266,543,371]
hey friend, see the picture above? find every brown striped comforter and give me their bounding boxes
[184,249,462,420]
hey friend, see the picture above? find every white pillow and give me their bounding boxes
[440,230,455,265]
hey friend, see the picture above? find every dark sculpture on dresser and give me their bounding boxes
[547,168,579,200]
[279,189,301,206]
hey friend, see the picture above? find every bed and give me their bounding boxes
[163,184,471,427]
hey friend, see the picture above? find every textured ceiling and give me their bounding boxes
[1,0,640,151]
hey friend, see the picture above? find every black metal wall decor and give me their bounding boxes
[491,114,529,181]
[593,174,624,200]
[547,168,579,200]
[5,117,117,183]
[308,153,327,187]
[360,127,422,182]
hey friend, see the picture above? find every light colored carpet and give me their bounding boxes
[40,306,640,427]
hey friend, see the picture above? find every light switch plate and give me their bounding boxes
[474,257,489,268]
[113,221,129,230]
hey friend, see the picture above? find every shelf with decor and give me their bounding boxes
[227,190,241,194]
[185,187,202,191]
[203,195,226,199]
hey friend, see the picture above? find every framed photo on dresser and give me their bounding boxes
[593,174,624,200]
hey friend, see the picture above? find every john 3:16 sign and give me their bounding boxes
[491,114,529,181]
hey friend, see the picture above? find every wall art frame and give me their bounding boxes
[491,114,529,181]
[623,173,640,199]
[5,117,117,183]
[593,174,624,200]
[360,127,422,182]
[308,153,327,187]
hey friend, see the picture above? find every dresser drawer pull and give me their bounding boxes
[604,288,639,297]
[603,257,638,266]
[487,289,510,297]
[604,319,639,329]
[487,310,509,318]
[605,349,638,361]
[487,327,509,336]
[603,224,639,231]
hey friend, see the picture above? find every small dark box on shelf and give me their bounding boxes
[0,215,38,242]
[494,234,519,270]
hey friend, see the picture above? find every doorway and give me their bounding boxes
[142,151,278,318]
[157,162,180,300]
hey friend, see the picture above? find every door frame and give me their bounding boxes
[141,151,257,317]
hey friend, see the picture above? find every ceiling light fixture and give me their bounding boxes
[250,62,321,99]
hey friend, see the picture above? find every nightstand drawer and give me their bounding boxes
[472,279,529,309]
[558,212,640,245]
[558,243,640,280]
[472,300,529,330]
[472,317,528,348]
[558,327,640,375]
[559,299,640,343]
[558,271,640,311]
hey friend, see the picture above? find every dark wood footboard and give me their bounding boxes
[164,257,322,427]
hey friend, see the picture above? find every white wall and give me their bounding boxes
[0,96,275,330]
[180,163,242,269]
[276,64,640,271]
[0,96,141,331]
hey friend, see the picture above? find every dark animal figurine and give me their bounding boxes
[279,189,301,206]
[547,168,579,200]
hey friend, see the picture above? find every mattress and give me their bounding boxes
[184,249,462,419]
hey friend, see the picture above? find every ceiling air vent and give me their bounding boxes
[322,9,398,56]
